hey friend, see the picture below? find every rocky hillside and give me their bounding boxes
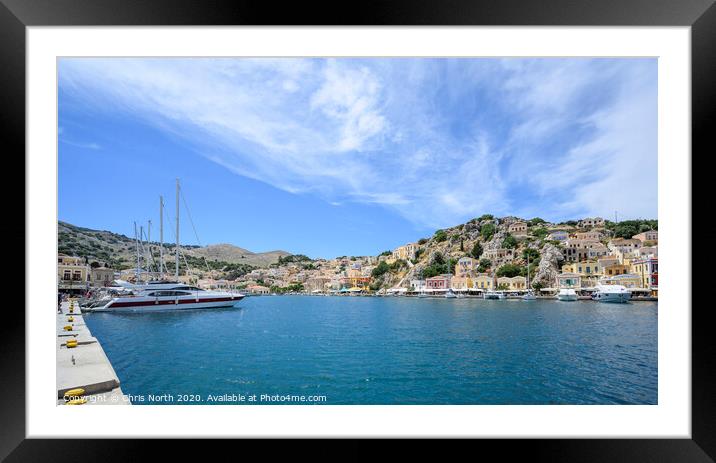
[369,215,657,290]
[58,221,290,270]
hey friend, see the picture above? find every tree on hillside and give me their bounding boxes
[480,223,496,241]
[528,217,547,226]
[470,242,483,259]
[477,258,492,273]
[522,248,540,261]
[496,263,523,278]
[502,234,518,249]
[371,261,389,278]
[422,252,449,278]
[531,227,548,239]
[605,219,658,238]
[434,229,448,242]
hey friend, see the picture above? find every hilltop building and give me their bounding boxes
[392,243,418,261]
[632,230,658,243]
[578,217,605,228]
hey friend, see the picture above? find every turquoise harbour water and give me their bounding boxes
[84,296,657,405]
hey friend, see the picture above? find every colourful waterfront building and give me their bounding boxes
[426,274,451,290]
[556,272,581,289]
[340,276,371,289]
[631,257,658,295]
[603,263,630,277]
[410,279,427,291]
[58,253,90,293]
[600,273,643,288]
[450,276,472,290]
[497,276,526,291]
[473,274,494,290]
[562,261,601,276]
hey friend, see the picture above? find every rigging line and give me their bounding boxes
[179,187,213,275]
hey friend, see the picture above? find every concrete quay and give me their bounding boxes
[56,300,130,405]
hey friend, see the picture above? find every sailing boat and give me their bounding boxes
[94,179,244,312]
[523,250,537,300]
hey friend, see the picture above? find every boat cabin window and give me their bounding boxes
[170,286,203,291]
[148,290,193,297]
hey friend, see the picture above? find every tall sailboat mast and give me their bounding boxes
[159,195,164,279]
[175,178,180,281]
[134,221,140,281]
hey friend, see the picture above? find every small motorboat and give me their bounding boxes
[592,284,631,303]
[557,288,578,301]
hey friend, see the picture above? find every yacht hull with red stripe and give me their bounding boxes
[93,293,244,312]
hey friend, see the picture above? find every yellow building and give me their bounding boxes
[473,274,494,290]
[450,276,473,290]
[630,257,658,293]
[497,276,526,290]
[392,243,418,261]
[562,261,600,276]
[454,257,476,277]
[603,263,629,277]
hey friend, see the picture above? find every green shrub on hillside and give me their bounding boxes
[480,223,496,241]
[496,263,523,278]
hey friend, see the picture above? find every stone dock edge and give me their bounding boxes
[56,299,131,406]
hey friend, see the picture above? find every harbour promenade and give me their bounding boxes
[56,299,130,405]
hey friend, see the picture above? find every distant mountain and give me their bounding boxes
[57,221,290,270]
[190,243,290,267]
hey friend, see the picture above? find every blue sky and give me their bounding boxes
[58,58,657,258]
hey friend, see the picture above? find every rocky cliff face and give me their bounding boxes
[532,243,564,287]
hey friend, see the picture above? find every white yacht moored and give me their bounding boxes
[92,283,243,312]
[445,289,457,298]
[592,284,631,303]
[556,288,578,301]
[483,290,505,300]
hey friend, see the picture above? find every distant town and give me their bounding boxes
[58,215,658,298]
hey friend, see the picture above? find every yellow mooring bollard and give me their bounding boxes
[64,388,87,405]
[66,339,78,348]
[67,316,74,322]
[63,325,73,331]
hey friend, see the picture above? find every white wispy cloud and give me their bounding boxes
[58,58,657,228]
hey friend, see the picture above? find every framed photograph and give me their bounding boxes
[5,0,714,457]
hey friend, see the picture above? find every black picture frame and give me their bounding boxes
[3,0,713,458]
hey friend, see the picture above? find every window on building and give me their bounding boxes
[63,270,71,280]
